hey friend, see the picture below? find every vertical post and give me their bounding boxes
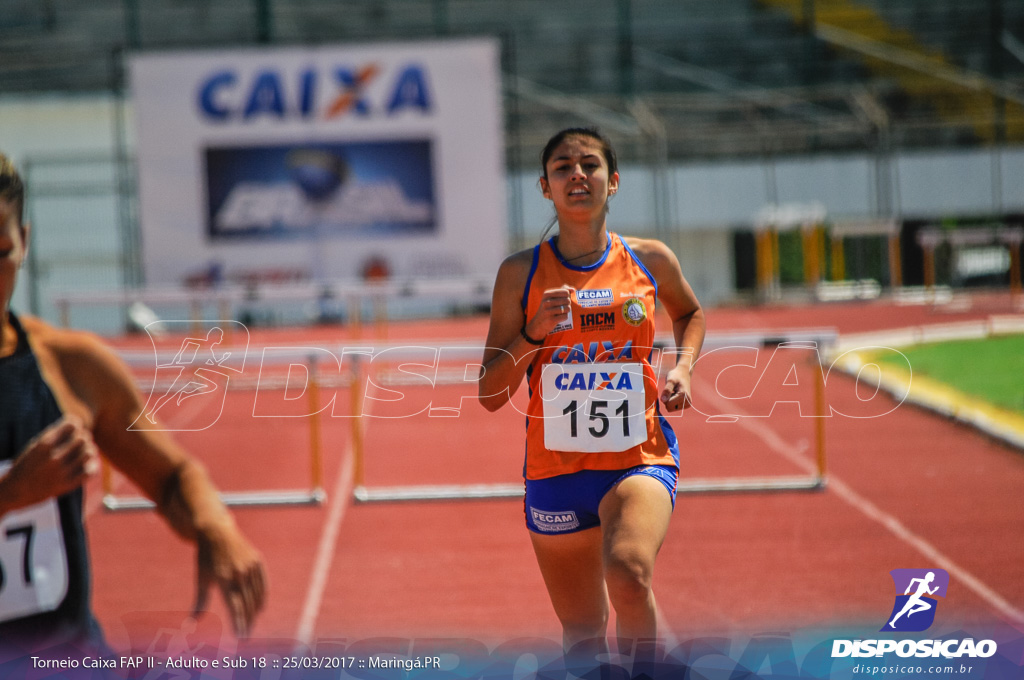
[771,228,781,293]
[111,44,140,337]
[802,223,821,286]
[988,0,1006,143]
[817,224,828,283]
[255,0,273,44]
[307,354,324,499]
[755,229,772,295]
[503,31,525,250]
[917,228,941,297]
[888,232,903,288]
[114,1,139,331]
[922,246,936,289]
[1004,229,1022,299]
[830,232,846,281]
[350,355,366,492]
[617,0,634,98]
[1009,242,1021,297]
[813,354,827,486]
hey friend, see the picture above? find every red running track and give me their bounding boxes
[85,292,1024,660]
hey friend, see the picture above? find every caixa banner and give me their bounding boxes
[130,39,505,288]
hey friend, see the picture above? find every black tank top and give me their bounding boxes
[0,313,100,655]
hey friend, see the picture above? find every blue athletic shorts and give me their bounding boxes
[524,465,678,535]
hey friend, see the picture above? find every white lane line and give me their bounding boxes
[696,377,1024,625]
[824,474,1024,625]
[294,429,357,646]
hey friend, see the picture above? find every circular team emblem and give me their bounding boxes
[622,297,647,326]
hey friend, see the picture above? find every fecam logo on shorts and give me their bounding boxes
[530,508,580,533]
[882,568,949,632]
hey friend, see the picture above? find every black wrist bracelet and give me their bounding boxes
[520,327,544,346]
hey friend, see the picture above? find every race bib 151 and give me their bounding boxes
[540,362,647,452]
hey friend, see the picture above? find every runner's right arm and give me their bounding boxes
[0,417,98,520]
[479,252,572,411]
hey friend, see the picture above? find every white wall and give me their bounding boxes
[0,95,131,325]
[0,94,128,156]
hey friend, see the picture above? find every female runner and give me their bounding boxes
[479,128,705,656]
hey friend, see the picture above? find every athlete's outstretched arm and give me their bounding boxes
[627,238,705,412]
[54,331,266,637]
[478,251,572,411]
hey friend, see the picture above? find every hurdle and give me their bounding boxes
[106,328,837,509]
[351,328,838,503]
[104,345,333,510]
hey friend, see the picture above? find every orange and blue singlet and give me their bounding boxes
[521,233,679,533]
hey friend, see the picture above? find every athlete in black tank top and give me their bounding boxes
[0,150,265,666]
[0,313,107,655]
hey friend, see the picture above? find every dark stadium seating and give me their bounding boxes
[2,0,1022,159]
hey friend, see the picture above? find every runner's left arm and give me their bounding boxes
[628,238,705,412]
[63,334,266,636]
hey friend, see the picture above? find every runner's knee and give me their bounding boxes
[604,547,654,602]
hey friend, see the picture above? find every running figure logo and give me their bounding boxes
[882,568,950,632]
[133,321,249,431]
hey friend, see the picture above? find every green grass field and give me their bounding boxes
[875,334,1024,416]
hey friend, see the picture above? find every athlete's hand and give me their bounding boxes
[0,416,99,513]
[661,366,692,412]
[524,286,573,341]
[192,525,266,638]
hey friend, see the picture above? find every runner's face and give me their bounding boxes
[540,136,618,219]
[0,198,28,315]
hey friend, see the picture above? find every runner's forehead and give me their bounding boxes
[547,138,605,164]
[549,150,602,163]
